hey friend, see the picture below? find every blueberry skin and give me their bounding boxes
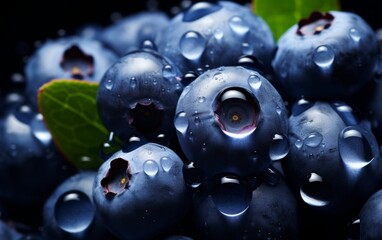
[283,100,382,219]
[42,171,112,240]
[155,1,275,78]
[24,36,118,110]
[100,11,170,56]
[272,11,380,101]
[0,220,22,240]
[192,173,300,239]
[97,49,184,145]
[0,101,77,225]
[175,66,289,177]
[359,189,382,240]
[93,143,190,240]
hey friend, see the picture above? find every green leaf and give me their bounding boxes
[253,0,340,41]
[38,79,109,170]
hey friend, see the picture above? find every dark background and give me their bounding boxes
[3,0,381,93]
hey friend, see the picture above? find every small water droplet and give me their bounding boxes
[141,39,156,50]
[304,132,323,148]
[130,77,137,89]
[143,160,159,176]
[213,72,224,81]
[242,42,253,55]
[214,28,224,40]
[197,96,206,103]
[160,157,173,172]
[55,191,95,233]
[174,111,188,135]
[349,28,361,42]
[194,116,201,125]
[294,138,304,149]
[162,64,176,80]
[202,142,207,152]
[269,134,290,161]
[179,31,206,60]
[30,113,52,146]
[313,45,335,68]
[229,16,250,35]
[105,79,114,90]
[248,74,262,90]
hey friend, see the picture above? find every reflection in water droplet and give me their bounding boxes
[30,114,52,146]
[229,16,250,35]
[179,31,206,60]
[300,173,330,207]
[269,134,289,161]
[55,191,95,233]
[160,157,173,172]
[339,127,373,169]
[248,74,262,91]
[143,160,159,176]
[105,79,114,90]
[304,132,323,148]
[211,176,252,217]
[174,111,188,134]
[349,28,361,42]
[313,45,335,68]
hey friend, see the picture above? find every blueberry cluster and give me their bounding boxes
[1,1,382,240]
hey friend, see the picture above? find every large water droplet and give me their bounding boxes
[160,156,173,172]
[349,28,361,42]
[331,102,358,126]
[304,132,323,148]
[211,176,252,217]
[300,173,330,207]
[55,191,95,233]
[229,16,250,35]
[174,111,189,135]
[105,79,114,90]
[248,74,262,91]
[183,2,222,22]
[184,162,205,188]
[339,127,373,169]
[313,45,335,68]
[143,160,159,176]
[179,31,206,60]
[269,134,289,161]
[30,113,52,146]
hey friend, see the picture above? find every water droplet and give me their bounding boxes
[349,28,361,42]
[101,132,122,160]
[141,39,156,50]
[214,28,224,40]
[211,176,252,217]
[213,72,224,81]
[194,116,201,125]
[130,77,137,89]
[183,2,222,22]
[55,191,95,233]
[143,160,159,176]
[229,16,250,35]
[184,162,205,188]
[162,65,176,80]
[294,138,304,149]
[160,157,173,172]
[202,142,207,152]
[242,42,253,55]
[248,74,262,90]
[331,102,358,126]
[30,113,52,146]
[174,111,188,135]
[304,132,323,148]
[313,45,335,68]
[179,31,206,60]
[291,98,314,116]
[105,79,114,90]
[300,173,330,207]
[339,127,373,169]
[197,96,206,103]
[269,134,289,161]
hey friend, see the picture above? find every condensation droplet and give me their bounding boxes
[248,74,262,90]
[179,31,206,60]
[313,45,335,68]
[160,156,173,172]
[294,138,303,149]
[229,16,250,35]
[197,96,206,103]
[194,116,201,125]
[143,160,159,176]
[242,42,253,55]
[184,162,204,188]
[349,28,361,42]
[304,132,323,148]
[214,28,224,40]
[105,79,114,90]
[300,173,330,207]
[269,134,289,161]
[130,77,137,89]
[162,65,176,80]
[30,113,52,146]
[174,111,188,135]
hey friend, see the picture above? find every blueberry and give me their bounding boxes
[96,49,184,146]
[155,1,275,79]
[192,170,300,239]
[272,11,381,101]
[24,36,118,110]
[0,220,22,240]
[283,100,382,233]
[92,143,190,240]
[175,66,289,177]
[42,171,112,240]
[359,189,382,240]
[100,11,170,56]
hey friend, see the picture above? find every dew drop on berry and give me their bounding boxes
[339,127,373,169]
[228,16,250,36]
[294,137,304,149]
[331,102,358,126]
[269,134,289,161]
[160,156,173,172]
[105,79,114,90]
[162,64,176,80]
[313,45,335,68]
[211,176,252,217]
[174,111,189,135]
[197,96,206,103]
[349,28,361,42]
[30,113,52,146]
[143,160,159,176]
[299,173,330,207]
[214,28,224,40]
[248,74,262,91]
[182,2,222,22]
[242,42,253,55]
[55,191,95,233]
[184,162,204,188]
[179,31,206,60]
[130,77,137,89]
[304,132,323,148]
[291,98,314,116]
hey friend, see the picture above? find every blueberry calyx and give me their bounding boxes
[297,11,334,36]
[128,99,164,134]
[60,44,94,79]
[100,158,131,197]
[213,88,260,138]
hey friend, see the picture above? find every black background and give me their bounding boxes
[3,0,381,93]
